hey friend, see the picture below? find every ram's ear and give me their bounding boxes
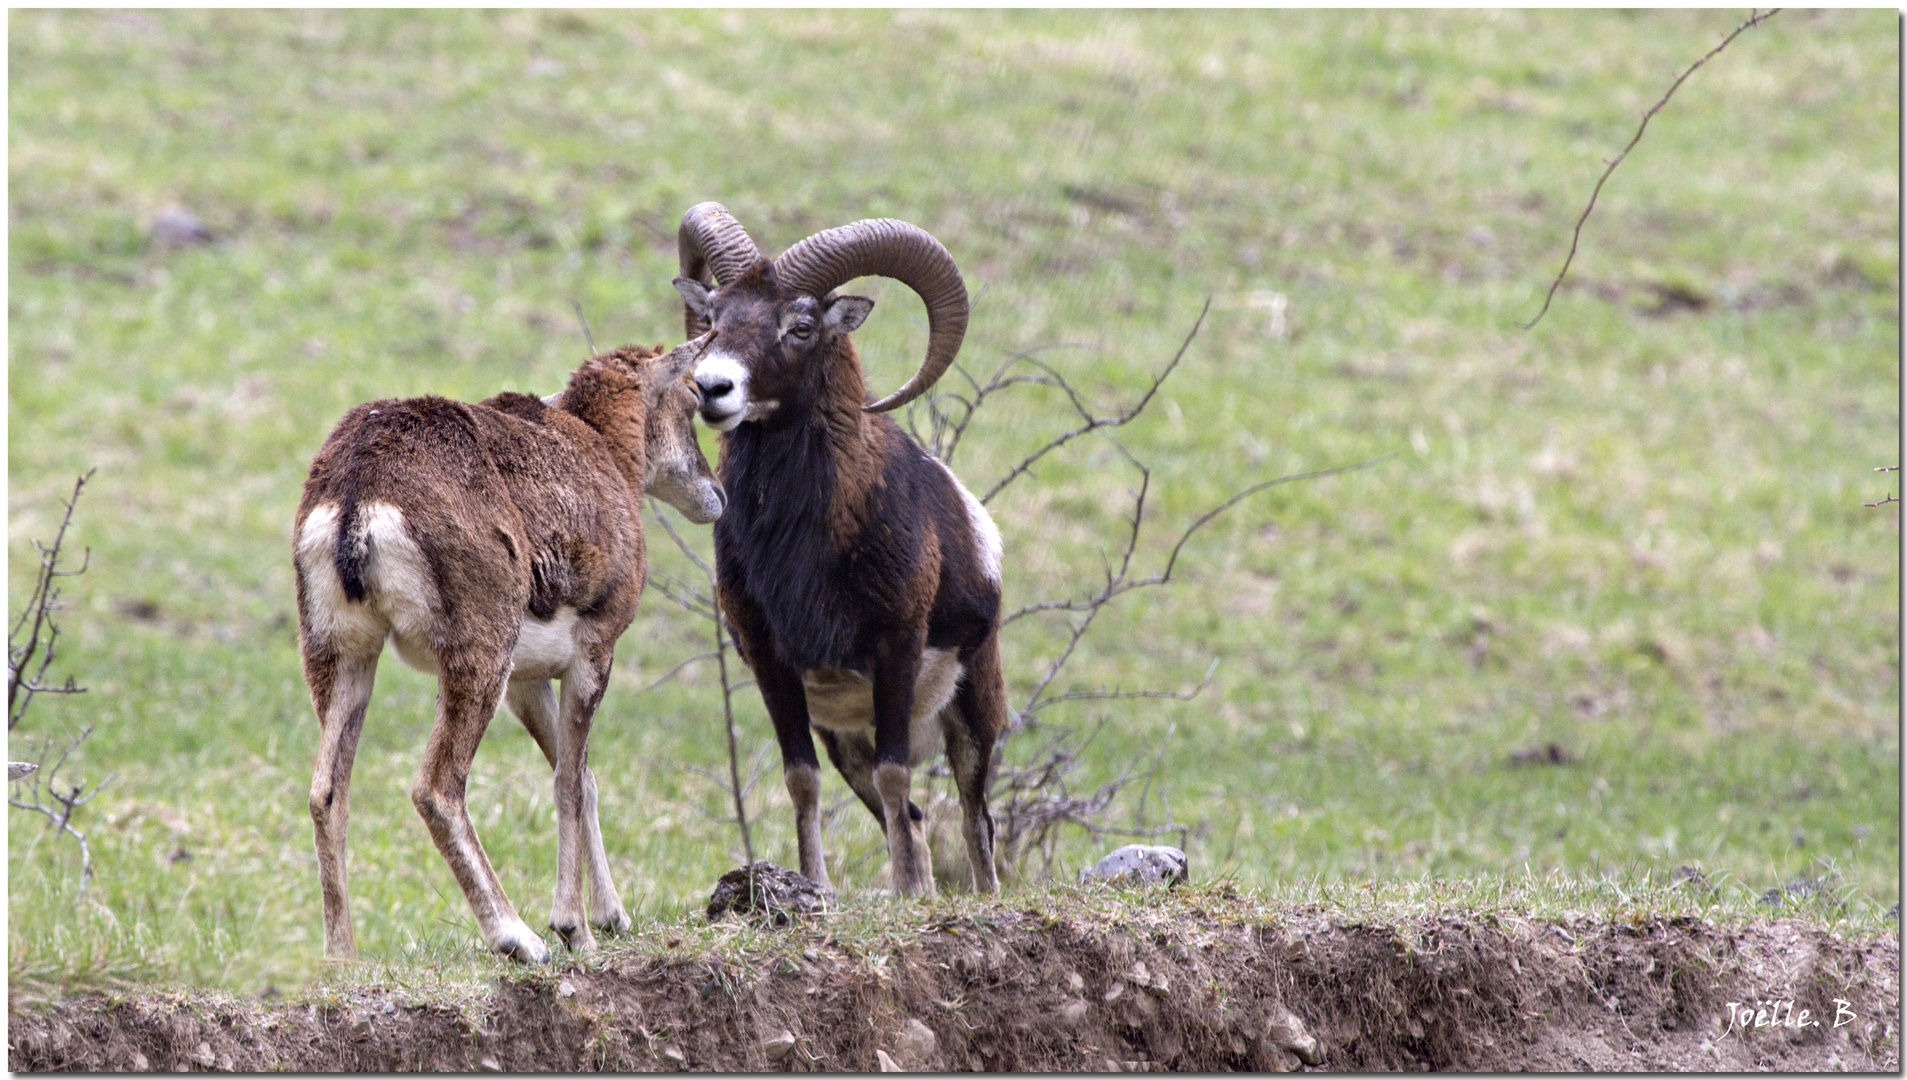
[823,294,874,334]
[673,277,713,319]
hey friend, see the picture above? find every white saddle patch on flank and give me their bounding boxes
[936,459,1001,583]
[802,648,963,766]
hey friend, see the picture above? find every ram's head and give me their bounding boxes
[670,202,969,431]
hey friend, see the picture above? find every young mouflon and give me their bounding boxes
[293,336,722,963]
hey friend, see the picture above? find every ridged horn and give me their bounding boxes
[676,202,764,337]
[772,218,969,414]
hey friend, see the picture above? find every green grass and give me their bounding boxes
[9,10,1898,994]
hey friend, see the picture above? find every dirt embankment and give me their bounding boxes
[9,909,1900,1072]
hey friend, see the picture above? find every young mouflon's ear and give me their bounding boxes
[642,332,714,403]
[673,277,713,319]
[823,294,874,334]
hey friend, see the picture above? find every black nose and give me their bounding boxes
[696,374,734,399]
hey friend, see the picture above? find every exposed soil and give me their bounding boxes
[10,905,1899,1072]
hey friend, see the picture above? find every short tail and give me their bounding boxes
[334,496,367,602]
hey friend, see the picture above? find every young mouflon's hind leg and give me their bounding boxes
[945,634,1004,894]
[304,647,378,960]
[506,680,629,938]
[546,654,614,951]
[413,652,548,964]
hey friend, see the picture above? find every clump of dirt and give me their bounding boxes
[707,862,833,926]
[10,902,1899,1072]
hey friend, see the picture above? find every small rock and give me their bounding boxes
[893,1017,937,1069]
[761,1031,796,1060]
[1066,970,1085,992]
[1127,961,1151,986]
[152,207,214,248]
[556,979,576,998]
[131,1051,150,1071]
[1103,982,1125,1003]
[662,1047,686,1064]
[706,861,833,925]
[1059,999,1090,1025]
[346,1013,371,1040]
[191,1042,216,1068]
[1079,845,1188,887]
[214,1053,234,1072]
[876,1048,901,1072]
[1265,1004,1323,1066]
[478,1055,501,1072]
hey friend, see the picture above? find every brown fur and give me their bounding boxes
[293,339,721,963]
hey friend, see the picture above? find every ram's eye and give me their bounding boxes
[788,320,815,340]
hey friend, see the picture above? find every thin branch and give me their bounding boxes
[1518,9,1781,330]
[572,300,598,358]
[648,500,753,865]
[636,651,719,695]
[9,727,113,896]
[980,298,1209,503]
[10,471,94,731]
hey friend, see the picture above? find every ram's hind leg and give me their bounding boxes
[506,680,629,938]
[304,646,378,960]
[946,633,1005,894]
[414,652,547,964]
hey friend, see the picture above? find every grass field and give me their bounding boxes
[8,9,1898,995]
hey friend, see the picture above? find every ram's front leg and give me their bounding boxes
[871,635,935,898]
[748,634,831,890]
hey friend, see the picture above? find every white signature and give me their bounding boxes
[1724,999,1857,1034]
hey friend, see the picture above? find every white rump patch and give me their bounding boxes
[294,501,443,672]
[802,648,963,767]
[937,459,1002,582]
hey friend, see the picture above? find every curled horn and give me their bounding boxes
[676,202,764,337]
[772,219,969,414]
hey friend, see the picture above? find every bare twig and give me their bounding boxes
[979,298,1210,503]
[650,499,753,866]
[1868,465,1900,508]
[1518,9,1781,330]
[572,300,598,358]
[10,471,95,731]
[9,471,108,897]
[9,727,114,895]
[1009,447,1391,727]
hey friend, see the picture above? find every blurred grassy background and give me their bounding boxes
[8,9,1897,992]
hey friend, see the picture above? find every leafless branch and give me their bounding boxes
[907,343,1099,467]
[1518,9,1781,330]
[649,499,753,866]
[8,473,109,897]
[978,298,1210,503]
[571,300,598,359]
[1009,446,1391,727]
[10,471,95,731]
[1868,465,1900,508]
[9,727,113,896]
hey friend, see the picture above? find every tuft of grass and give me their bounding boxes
[9,9,1897,993]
